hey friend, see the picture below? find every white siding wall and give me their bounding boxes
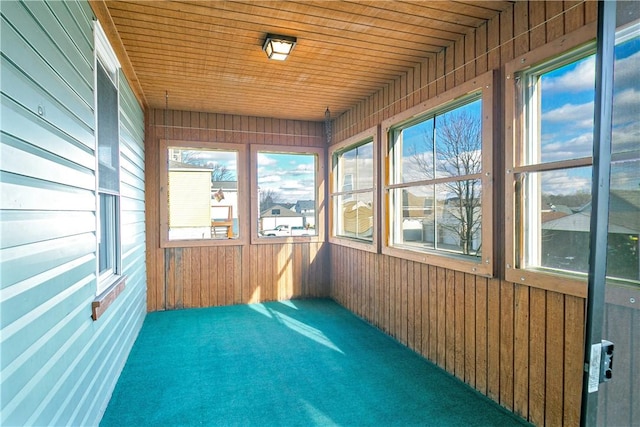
[0,1,146,425]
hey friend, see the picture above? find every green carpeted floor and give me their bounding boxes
[101,299,529,426]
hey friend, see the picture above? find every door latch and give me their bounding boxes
[600,340,614,383]
[586,339,615,393]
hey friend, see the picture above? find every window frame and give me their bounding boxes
[381,71,495,276]
[504,23,596,298]
[159,139,248,248]
[95,21,122,295]
[329,126,379,253]
[250,144,326,245]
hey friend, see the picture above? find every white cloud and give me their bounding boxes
[613,50,640,92]
[544,55,595,93]
[541,101,594,129]
[257,153,277,166]
[541,169,591,195]
[541,132,593,162]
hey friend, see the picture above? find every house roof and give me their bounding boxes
[542,191,640,234]
[93,1,514,121]
[295,200,315,210]
[260,204,302,218]
[212,181,239,191]
[169,160,212,172]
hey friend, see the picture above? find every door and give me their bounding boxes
[582,2,640,425]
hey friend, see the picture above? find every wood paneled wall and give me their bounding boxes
[145,109,329,311]
[331,247,585,425]
[333,1,597,142]
[330,2,598,425]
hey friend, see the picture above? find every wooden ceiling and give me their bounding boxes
[100,1,514,121]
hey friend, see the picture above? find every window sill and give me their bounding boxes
[383,244,493,277]
[329,235,378,253]
[505,267,587,298]
[92,275,126,321]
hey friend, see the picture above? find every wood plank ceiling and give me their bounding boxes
[103,1,514,121]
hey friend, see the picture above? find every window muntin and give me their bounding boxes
[388,96,485,261]
[160,142,245,246]
[253,146,324,242]
[331,139,374,242]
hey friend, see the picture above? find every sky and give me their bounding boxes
[539,32,639,195]
[257,152,316,204]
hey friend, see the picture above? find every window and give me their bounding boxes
[251,145,325,243]
[159,141,247,247]
[329,127,378,251]
[507,24,640,293]
[505,26,598,294]
[383,72,494,275]
[95,22,121,294]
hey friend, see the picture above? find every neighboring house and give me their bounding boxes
[542,191,640,280]
[0,2,146,426]
[294,199,315,227]
[168,160,212,231]
[259,205,304,231]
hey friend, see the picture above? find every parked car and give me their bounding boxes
[261,224,309,236]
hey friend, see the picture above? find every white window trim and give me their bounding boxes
[381,71,495,276]
[329,126,379,253]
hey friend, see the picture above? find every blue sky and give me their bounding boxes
[257,152,316,203]
[539,34,639,194]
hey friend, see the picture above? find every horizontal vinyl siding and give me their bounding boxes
[0,1,146,426]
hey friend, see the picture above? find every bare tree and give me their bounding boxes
[259,189,281,213]
[410,110,482,255]
[209,163,233,182]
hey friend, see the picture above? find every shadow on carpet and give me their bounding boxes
[101,299,529,426]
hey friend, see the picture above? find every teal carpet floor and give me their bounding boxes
[101,299,528,426]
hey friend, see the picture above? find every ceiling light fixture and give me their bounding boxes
[262,34,297,61]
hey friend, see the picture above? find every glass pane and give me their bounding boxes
[435,181,482,256]
[391,182,481,257]
[397,118,435,183]
[390,185,431,246]
[167,147,239,240]
[521,167,592,273]
[355,141,374,190]
[97,62,119,192]
[435,99,482,178]
[394,98,482,184]
[607,25,640,283]
[258,152,317,237]
[99,193,117,275]
[529,53,596,165]
[334,192,373,241]
[336,141,373,192]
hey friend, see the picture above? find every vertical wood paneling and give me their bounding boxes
[464,273,476,387]
[500,280,515,410]
[563,295,584,426]
[529,287,547,425]
[545,292,565,426]
[514,284,530,418]
[145,108,328,311]
[330,2,597,424]
[487,278,501,403]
